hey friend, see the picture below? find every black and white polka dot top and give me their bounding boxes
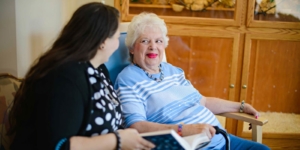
[83,62,123,136]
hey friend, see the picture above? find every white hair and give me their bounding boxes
[125,12,169,51]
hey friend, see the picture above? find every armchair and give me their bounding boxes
[105,22,268,143]
[0,73,22,150]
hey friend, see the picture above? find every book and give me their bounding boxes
[140,129,211,150]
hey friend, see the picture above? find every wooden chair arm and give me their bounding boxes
[217,112,268,143]
[0,73,23,82]
[217,112,268,126]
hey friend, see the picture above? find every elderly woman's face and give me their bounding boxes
[131,27,165,72]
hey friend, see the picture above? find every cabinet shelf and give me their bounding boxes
[130,3,171,8]
[129,3,235,11]
[119,0,243,26]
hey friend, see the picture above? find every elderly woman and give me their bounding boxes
[114,12,270,150]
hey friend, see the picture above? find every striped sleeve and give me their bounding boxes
[114,72,147,127]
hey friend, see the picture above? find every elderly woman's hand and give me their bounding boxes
[244,103,260,118]
[182,124,216,139]
[118,128,155,150]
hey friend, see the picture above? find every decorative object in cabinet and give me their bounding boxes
[167,0,236,12]
[247,0,300,29]
[118,0,244,26]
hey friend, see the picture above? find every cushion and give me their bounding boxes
[105,32,130,85]
[0,74,22,150]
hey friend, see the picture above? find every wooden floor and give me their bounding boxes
[248,112,300,149]
[217,112,300,150]
[257,138,300,150]
[243,112,300,134]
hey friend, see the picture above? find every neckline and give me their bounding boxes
[134,63,164,82]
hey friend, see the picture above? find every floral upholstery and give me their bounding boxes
[0,74,22,150]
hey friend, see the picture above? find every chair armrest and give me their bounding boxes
[217,112,268,126]
[217,112,268,143]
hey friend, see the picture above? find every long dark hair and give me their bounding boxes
[8,2,119,135]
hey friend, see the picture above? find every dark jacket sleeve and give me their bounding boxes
[35,63,90,150]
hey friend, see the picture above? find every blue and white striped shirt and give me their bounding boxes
[114,62,225,149]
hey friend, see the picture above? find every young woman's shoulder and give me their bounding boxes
[55,61,88,79]
[40,61,90,91]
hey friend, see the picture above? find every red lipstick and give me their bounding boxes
[146,53,158,58]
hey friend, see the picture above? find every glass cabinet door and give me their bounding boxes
[247,0,300,29]
[119,0,244,26]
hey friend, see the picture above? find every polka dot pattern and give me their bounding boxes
[83,63,123,136]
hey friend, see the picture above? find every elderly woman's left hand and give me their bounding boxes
[243,103,260,118]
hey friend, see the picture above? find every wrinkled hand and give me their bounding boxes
[182,124,216,139]
[118,129,155,150]
[244,103,259,118]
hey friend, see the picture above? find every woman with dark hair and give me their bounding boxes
[8,3,155,150]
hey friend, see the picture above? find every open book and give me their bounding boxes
[140,129,210,150]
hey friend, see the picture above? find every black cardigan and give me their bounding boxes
[11,62,121,150]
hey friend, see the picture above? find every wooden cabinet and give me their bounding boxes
[116,0,300,148]
[166,25,241,101]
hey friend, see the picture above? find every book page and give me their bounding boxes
[140,129,191,149]
[183,132,211,149]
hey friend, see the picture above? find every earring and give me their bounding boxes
[99,45,104,50]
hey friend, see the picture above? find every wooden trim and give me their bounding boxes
[240,0,247,26]
[166,24,238,37]
[228,34,239,102]
[251,40,260,105]
[246,0,255,27]
[247,33,300,41]
[125,14,238,26]
[240,34,251,107]
[129,4,235,11]
[249,21,300,29]
[241,132,300,139]
[114,0,121,12]
[234,0,243,26]
[121,0,129,21]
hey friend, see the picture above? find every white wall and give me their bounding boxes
[15,0,64,77]
[0,0,17,75]
[0,0,115,78]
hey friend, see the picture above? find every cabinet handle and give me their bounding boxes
[230,84,235,88]
[242,85,247,89]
